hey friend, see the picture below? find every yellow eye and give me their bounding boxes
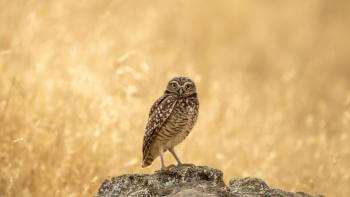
[185,83,192,90]
[171,82,177,88]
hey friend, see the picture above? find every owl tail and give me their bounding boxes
[142,156,153,168]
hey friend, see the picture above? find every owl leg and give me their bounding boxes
[169,147,182,165]
[159,148,166,170]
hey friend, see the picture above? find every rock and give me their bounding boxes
[95,164,324,197]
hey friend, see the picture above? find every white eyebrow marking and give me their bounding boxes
[182,81,193,87]
[170,80,180,85]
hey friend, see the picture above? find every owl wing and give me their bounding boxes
[148,94,166,117]
[142,95,177,161]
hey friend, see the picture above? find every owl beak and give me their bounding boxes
[178,88,184,96]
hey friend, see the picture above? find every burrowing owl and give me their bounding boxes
[142,76,199,169]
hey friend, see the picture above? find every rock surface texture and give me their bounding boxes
[96,164,324,197]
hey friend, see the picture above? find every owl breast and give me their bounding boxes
[156,96,199,151]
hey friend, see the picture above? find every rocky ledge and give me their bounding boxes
[95,164,324,197]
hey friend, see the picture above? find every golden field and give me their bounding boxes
[1,0,349,196]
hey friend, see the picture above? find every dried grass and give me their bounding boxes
[1,0,350,196]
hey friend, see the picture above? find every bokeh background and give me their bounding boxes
[1,0,350,196]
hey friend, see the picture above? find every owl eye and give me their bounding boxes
[185,83,193,90]
[170,82,178,89]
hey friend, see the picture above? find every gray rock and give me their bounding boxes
[95,164,324,197]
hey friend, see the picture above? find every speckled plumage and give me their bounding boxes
[142,76,199,169]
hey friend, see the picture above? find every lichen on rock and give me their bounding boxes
[95,164,324,197]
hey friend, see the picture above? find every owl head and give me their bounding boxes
[165,76,197,97]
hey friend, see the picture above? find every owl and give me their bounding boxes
[142,76,199,169]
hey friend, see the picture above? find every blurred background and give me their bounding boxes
[1,0,350,196]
